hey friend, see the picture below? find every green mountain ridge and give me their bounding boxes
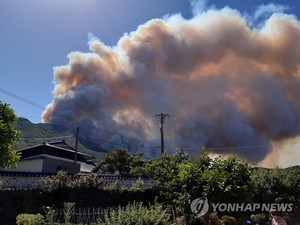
[16,117,105,162]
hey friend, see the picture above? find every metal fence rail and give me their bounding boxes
[53,205,176,224]
[55,207,105,224]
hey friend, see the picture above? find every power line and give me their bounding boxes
[0,88,81,134]
[0,88,145,151]
[0,87,45,110]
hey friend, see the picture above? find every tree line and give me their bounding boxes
[103,148,299,214]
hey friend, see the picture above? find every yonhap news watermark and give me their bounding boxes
[191,197,294,218]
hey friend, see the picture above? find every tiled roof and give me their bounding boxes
[47,140,74,150]
[17,140,93,162]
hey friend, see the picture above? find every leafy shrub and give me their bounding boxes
[221,215,237,225]
[73,173,104,189]
[130,177,145,191]
[97,201,172,225]
[0,180,3,190]
[42,171,104,191]
[104,180,128,191]
[16,213,44,225]
[42,171,72,191]
[104,178,145,192]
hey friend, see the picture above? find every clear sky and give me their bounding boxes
[1,0,299,123]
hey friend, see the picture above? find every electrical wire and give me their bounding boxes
[0,87,45,110]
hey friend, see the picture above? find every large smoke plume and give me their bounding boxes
[42,3,300,164]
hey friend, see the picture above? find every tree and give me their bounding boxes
[178,148,212,196]
[0,101,21,169]
[98,148,144,174]
[135,148,254,213]
[138,151,189,208]
[251,166,300,204]
[208,155,253,203]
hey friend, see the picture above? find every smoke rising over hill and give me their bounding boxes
[42,4,300,163]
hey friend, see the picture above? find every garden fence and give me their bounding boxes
[53,205,177,224]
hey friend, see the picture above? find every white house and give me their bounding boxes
[5,140,95,174]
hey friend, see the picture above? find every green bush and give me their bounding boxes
[42,171,104,191]
[16,213,44,225]
[97,201,173,225]
[42,171,72,191]
[221,215,237,225]
[73,173,104,189]
[130,177,145,191]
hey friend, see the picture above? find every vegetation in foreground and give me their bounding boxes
[0,103,299,224]
[16,202,173,225]
[0,101,21,169]
[16,202,241,225]
[12,148,300,225]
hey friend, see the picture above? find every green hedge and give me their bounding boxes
[16,214,44,225]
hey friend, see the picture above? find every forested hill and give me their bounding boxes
[17,117,72,139]
[16,117,105,162]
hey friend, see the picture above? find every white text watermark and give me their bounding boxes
[191,197,294,217]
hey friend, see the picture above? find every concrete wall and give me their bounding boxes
[4,155,88,174]
[4,159,44,173]
[0,174,153,189]
[42,158,80,174]
[0,174,44,189]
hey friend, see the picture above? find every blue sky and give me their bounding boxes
[1,0,299,123]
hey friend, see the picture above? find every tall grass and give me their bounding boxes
[97,201,173,225]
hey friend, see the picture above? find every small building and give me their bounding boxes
[5,140,95,174]
[0,141,154,190]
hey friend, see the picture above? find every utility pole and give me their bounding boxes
[155,113,169,155]
[73,126,79,175]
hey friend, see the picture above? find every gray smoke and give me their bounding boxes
[43,5,300,163]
